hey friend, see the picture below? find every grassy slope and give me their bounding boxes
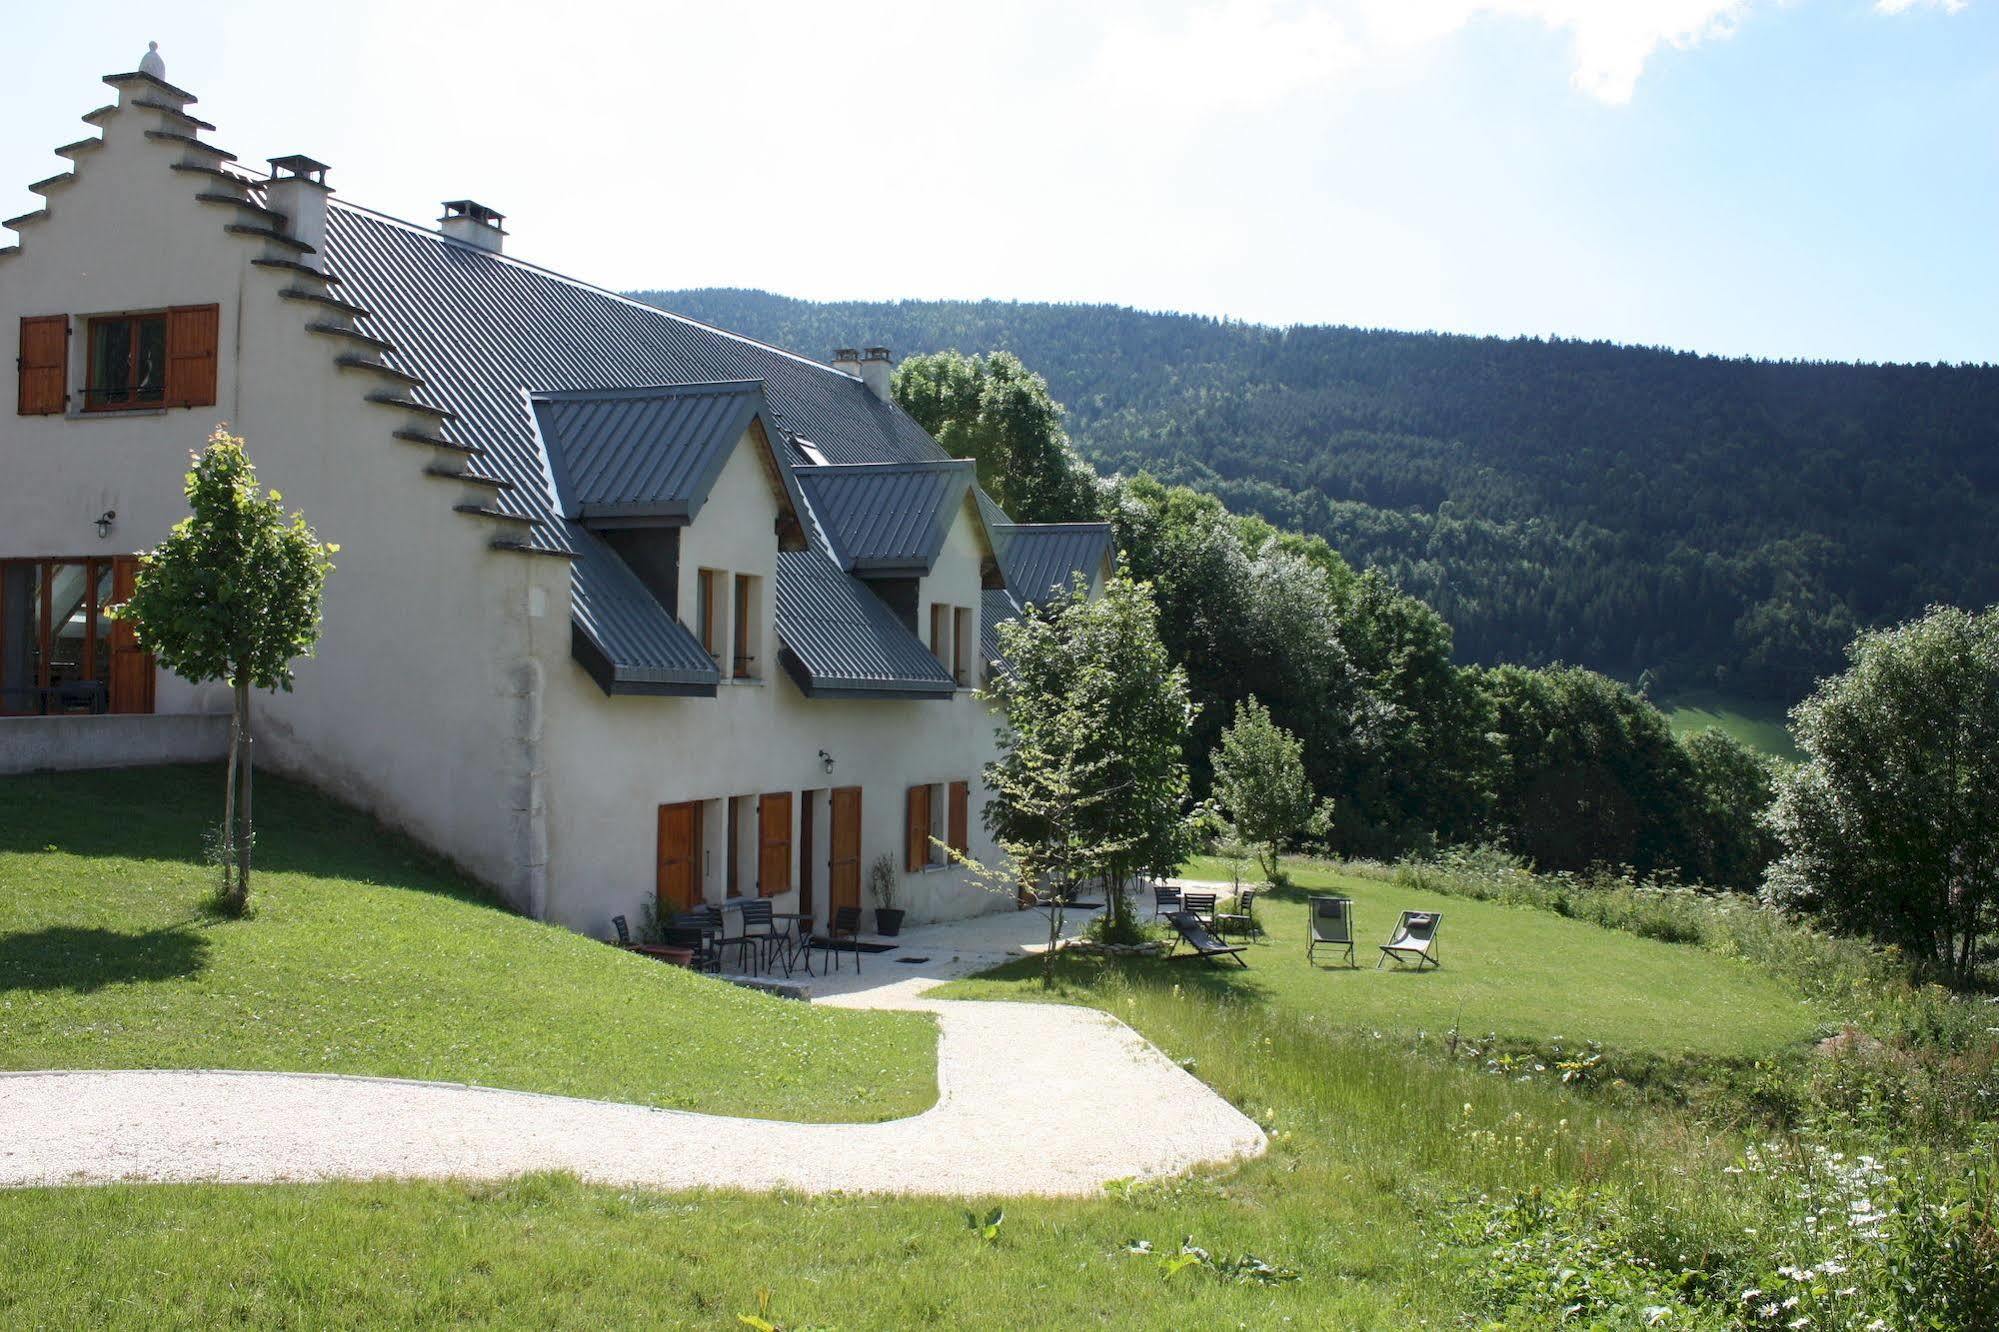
[0,972,1780,1329]
[1660,690,1802,761]
[0,766,934,1122]
[943,858,1824,1059]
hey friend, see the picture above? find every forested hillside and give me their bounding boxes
[635,288,1999,700]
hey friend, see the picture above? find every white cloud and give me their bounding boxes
[1353,1,1750,104]
[1873,0,1967,15]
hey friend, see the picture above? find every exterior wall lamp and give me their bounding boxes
[95,510,117,540]
[818,749,835,774]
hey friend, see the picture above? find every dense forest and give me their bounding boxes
[634,288,1999,701]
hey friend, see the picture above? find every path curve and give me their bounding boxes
[0,991,1266,1196]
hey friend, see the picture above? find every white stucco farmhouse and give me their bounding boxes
[0,51,1113,938]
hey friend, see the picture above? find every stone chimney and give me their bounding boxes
[859,346,893,401]
[439,199,506,253]
[830,347,862,378]
[266,156,331,268]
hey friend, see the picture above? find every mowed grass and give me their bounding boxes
[1660,689,1801,761]
[0,969,1784,1329]
[0,766,934,1121]
[941,857,1825,1059]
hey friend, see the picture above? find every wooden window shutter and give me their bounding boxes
[165,304,219,408]
[17,315,68,416]
[757,792,792,897]
[948,780,969,856]
[107,555,155,715]
[905,784,929,872]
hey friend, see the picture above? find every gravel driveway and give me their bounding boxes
[0,959,1266,1196]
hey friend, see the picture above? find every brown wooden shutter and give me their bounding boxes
[165,304,219,408]
[758,792,792,897]
[107,555,156,715]
[905,784,930,872]
[17,315,68,415]
[948,780,969,856]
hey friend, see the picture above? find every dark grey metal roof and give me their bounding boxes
[530,381,768,522]
[992,523,1115,608]
[570,528,720,696]
[794,460,974,574]
[317,203,992,698]
[775,551,956,698]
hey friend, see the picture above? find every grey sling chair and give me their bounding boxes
[1306,895,1356,968]
[1377,910,1443,970]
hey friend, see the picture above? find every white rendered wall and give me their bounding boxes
[538,435,1007,939]
[0,85,558,909]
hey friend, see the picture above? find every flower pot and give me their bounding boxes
[874,907,906,937]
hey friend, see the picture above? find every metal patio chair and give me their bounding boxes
[1214,888,1258,942]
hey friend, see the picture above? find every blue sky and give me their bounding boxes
[2,1,1992,363]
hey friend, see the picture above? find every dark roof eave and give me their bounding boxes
[572,622,719,697]
[777,646,955,700]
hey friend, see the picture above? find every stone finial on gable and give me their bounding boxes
[139,41,165,80]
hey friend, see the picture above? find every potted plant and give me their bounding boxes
[869,852,906,937]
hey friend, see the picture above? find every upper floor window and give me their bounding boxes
[16,306,218,417]
[953,606,974,686]
[87,313,168,411]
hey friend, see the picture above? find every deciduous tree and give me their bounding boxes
[985,576,1195,939]
[1767,605,1999,982]
[118,431,335,913]
[1210,697,1326,882]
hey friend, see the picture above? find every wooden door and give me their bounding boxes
[656,801,703,912]
[107,556,154,715]
[828,786,862,916]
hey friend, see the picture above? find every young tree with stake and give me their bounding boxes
[118,430,334,913]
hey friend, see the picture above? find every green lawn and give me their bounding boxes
[0,766,934,1122]
[0,775,1847,1327]
[941,857,1825,1059]
[1660,689,1802,761]
[0,970,1782,1329]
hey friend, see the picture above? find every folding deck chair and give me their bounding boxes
[1306,895,1356,967]
[1165,910,1249,968]
[1377,910,1442,970]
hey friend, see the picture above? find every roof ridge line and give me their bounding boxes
[326,199,871,383]
[798,458,975,473]
[529,379,765,401]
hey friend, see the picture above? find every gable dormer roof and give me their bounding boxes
[532,381,769,523]
[793,459,975,575]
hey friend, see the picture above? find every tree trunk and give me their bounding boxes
[220,691,240,906]
[235,676,253,906]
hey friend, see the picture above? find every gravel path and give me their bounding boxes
[0,979,1265,1196]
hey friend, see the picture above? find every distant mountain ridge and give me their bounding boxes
[631,287,1999,700]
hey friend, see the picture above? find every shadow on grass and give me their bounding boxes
[0,924,211,993]
[0,764,503,913]
[975,947,1280,1007]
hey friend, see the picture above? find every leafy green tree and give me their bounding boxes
[1477,664,1697,878]
[985,576,1195,939]
[892,349,1099,522]
[1767,606,1999,982]
[119,431,335,912]
[1678,728,1780,890]
[1211,697,1326,881]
